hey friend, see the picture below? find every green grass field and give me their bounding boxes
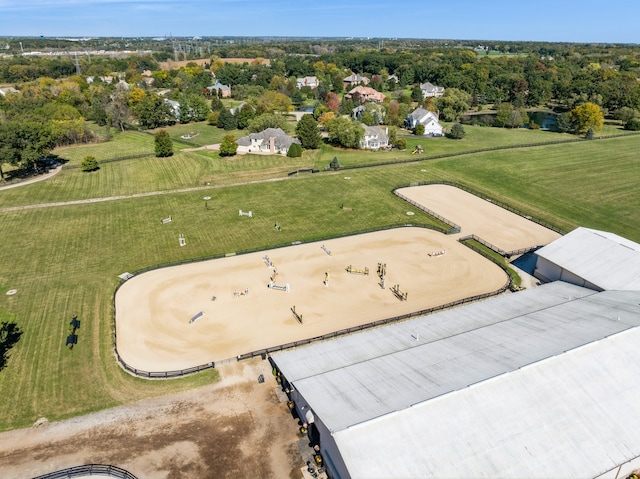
[0,125,639,432]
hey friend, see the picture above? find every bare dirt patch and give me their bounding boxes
[0,359,304,479]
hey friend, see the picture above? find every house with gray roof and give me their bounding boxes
[206,79,231,98]
[343,73,369,89]
[405,108,443,135]
[360,125,388,150]
[420,81,445,98]
[236,128,300,155]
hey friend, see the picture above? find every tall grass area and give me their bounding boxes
[0,129,639,431]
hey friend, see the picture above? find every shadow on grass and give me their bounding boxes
[0,321,23,372]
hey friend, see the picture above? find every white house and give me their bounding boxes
[405,108,444,136]
[206,80,231,98]
[164,99,181,120]
[236,128,300,155]
[360,125,389,150]
[296,76,319,89]
[420,81,445,98]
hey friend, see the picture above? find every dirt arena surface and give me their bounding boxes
[396,184,562,252]
[116,227,508,372]
[0,359,307,479]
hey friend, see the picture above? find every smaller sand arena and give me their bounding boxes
[115,228,507,372]
[397,184,562,252]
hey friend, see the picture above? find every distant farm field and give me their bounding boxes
[0,130,638,431]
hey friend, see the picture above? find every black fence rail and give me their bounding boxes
[459,233,544,259]
[32,464,138,479]
[393,189,461,234]
[237,278,510,361]
[337,131,640,172]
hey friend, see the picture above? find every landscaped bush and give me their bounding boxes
[287,143,302,157]
[80,155,99,172]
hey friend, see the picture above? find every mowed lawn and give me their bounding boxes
[0,130,639,431]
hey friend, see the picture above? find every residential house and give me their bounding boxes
[236,128,300,155]
[351,105,366,121]
[207,79,231,98]
[164,99,181,120]
[405,108,444,136]
[0,86,19,96]
[343,73,370,89]
[345,86,386,104]
[360,125,389,150]
[420,81,445,98]
[296,76,319,89]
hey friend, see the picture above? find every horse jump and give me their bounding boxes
[233,288,250,297]
[239,209,253,218]
[377,262,387,289]
[391,284,408,301]
[291,305,303,324]
[321,244,332,256]
[268,281,290,292]
[263,255,274,268]
[346,265,369,275]
[428,249,446,257]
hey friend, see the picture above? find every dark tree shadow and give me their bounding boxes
[0,321,23,371]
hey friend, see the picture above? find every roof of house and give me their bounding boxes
[408,107,438,121]
[344,73,368,83]
[346,86,386,102]
[273,280,640,477]
[207,79,230,91]
[536,227,640,290]
[236,128,299,149]
[420,81,445,92]
[362,125,388,142]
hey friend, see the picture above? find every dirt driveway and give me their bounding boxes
[0,359,307,479]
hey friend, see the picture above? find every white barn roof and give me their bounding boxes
[535,227,640,290]
[272,283,640,478]
[334,326,640,479]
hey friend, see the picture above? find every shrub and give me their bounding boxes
[287,142,302,158]
[329,156,340,170]
[207,111,219,126]
[447,123,466,139]
[393,138,407,150]
[80,155,99,172]
[414,124,425,136]
[625,118,640,131]
[154,130,173,157]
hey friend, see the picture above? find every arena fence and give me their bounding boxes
[393,189,460,234]
[459,234,545,259]
[393,180,566,236]
[32,464,138,479]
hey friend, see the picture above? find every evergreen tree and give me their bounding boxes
[295,114,322,149]
[217,108,237,130]
[80,155,99,171]
[237,104,255,130]
[447,123,466,139]
[211,96,224,112]
[154,129,174,157]
[287,142,303,157]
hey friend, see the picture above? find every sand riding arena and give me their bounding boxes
[115,185,561,374]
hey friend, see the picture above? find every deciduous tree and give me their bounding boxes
[568,102,604,134]
[219,134,238,157]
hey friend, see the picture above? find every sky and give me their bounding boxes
[0,0,638,44]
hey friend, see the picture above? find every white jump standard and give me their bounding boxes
[239,209,253,218]
[179,234,186,247]
[321,244,332,256]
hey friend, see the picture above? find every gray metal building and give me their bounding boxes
[272,229,640,479]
